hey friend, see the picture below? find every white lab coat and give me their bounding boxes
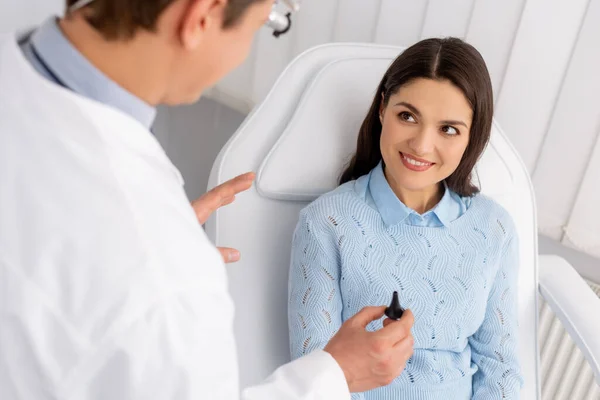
[0,33,350,400]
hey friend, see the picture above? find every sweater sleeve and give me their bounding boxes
[469,229,524,399]
[289,211,368,399]
[288,210,343,360]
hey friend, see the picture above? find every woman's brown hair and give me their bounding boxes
[339,37,494,197]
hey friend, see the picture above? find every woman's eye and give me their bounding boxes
[441,125,459,135]
[399,112,416,123]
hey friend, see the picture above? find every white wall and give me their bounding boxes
[0,0,62,33]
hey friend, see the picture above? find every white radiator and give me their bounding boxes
[540,280,600,399]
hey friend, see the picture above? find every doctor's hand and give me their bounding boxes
[191,172,255,263]
[324,306,415,393]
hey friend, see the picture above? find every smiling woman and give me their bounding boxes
[340,37,493,200]
[288,37,524,400]
[381,78,473,212]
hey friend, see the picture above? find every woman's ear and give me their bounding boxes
[379,92,385,122]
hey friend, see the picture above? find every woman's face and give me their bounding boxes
[379,78,473,195]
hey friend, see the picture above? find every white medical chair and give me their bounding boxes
[206,43,600,398]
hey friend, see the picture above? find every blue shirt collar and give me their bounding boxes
[30,18,156,129]
[367,162,463,228]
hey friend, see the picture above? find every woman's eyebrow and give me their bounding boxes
[393,101,421,117]
[394,101,468,128]
[440,119,468,128]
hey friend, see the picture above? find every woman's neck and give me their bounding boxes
[384,169,444,214]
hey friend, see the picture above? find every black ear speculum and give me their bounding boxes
[384,291,404,320]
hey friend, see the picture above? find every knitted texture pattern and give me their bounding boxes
[288,181,523,400]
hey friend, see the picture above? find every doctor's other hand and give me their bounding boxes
[191,172,255,263]
[324,306,415,393]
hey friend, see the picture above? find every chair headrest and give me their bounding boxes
[257,56,514,201]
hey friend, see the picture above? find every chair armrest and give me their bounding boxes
[539,254,600,384]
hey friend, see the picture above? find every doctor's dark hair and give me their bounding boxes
[65,0,266,40]
[339,37,494,197]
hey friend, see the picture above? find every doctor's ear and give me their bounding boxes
[180,0,227,50]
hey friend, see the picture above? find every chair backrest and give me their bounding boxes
[207,43,539,398]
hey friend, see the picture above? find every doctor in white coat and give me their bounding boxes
[0,0,415,399]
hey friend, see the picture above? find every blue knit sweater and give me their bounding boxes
[288,167,523,399]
